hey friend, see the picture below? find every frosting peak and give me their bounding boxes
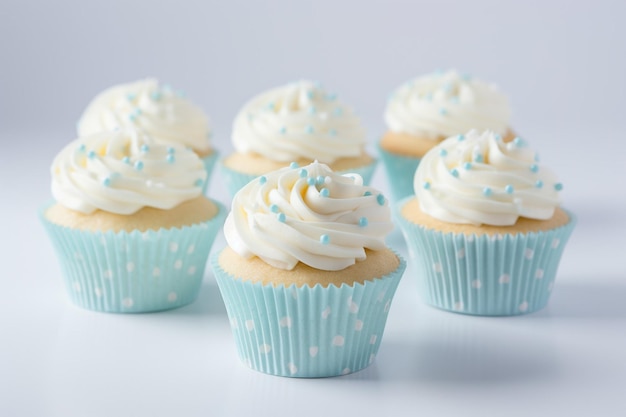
[52,128,207,215]
[225,162,393,271]
[385,70,511,139]
[415,130,562,226]
[78,78,212,153]
[232,80,367,163]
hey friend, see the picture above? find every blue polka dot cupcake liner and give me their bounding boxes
[377,143,421,203]
[201,151,219,194]
[39,200,227,313]
[396,201,576,316]
[218,159,378,198]
[211,249,406,377]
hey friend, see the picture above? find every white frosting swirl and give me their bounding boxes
[52,128,207,215]
[385,70,511,139]
[232,80,367,163]
[225,162,393,271]
[78,78,212,153]
[414,130,562,226]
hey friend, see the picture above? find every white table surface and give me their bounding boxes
[2,130,625,417]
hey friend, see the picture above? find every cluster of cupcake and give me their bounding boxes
[40,70,575,379]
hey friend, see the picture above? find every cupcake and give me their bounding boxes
[397,130,576,316]
[220,80,377,196]
[77,78,218,193]
[379,70,514,202]
[212,161,405,377]
[40,127,226,313]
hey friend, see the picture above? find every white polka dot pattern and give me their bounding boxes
[212,249,406,377]
[397,205,576,316]
[40,200,226,313]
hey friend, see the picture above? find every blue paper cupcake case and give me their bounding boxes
[219,159,378,197]
[211,250,406,377]
[397,200,576,316]
[39,200,227,313]
[201,151,219,194]
[377,144,420,203]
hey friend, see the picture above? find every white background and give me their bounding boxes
[1,1,625,416]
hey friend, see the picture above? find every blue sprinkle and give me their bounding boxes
[87,151,96,159]
[376,194,385,205]
[102,177,111,187]
[167,154,175,164]
[554,183,563,191]
[299,168,308,178]
[535,180,544,188]
[134,161,144,171]
[270,204,279,213]
[279,126,287,135]
[364,191,372,197]
[320,234,330,245]
[140,144,149,153]
[126,93,136,101]
[167,147,175,154]
[305,125,314,134]
[289,162,299,169]
[439,108,448,116]
[483,187,492,197]
[474,154,483,163]
[267,102,275,110]
[259,176,267,184]
[530,164,539,173]
[423,181,431,190]
[307,90,314,100]
[129,113,137,122]
[326,92,337,100]
[316,175,325,185]
[359,217,368,227]
[450,168,459,177]
[308,106,316,115]
[505,185,514,194]
[333,107,343,116]
[277,212,286,223]
[151,91,162,101]
[307,177,316,186]
[122,156,130,164]
[320,188,330,197]
[329,129,337,136]
[494,134,502,141]
[439,149,448,157]
[463,162,472,170]
[457,134,465,141]
[77,144,86,152]
[513,137,524,147]
[194,178,203,187]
